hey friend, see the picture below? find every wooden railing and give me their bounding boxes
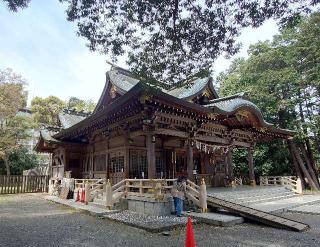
[185,179,207,212]
[234,177,243,186]
[80,178,208,212]
[74,179,102,189]
[260,176,303,194]
[73,178,106,200]
[197,174,213,186]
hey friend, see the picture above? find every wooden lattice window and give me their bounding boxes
[94,154,106,171]
[83,156,90,172]
[155,151,165,178]
[176,154,186,173]
[109,151,124,173]
[129,150,147,178]
[216,161,225,173]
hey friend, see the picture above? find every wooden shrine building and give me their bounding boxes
[36,66,294,187]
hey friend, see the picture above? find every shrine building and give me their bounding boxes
[36,66,293,187]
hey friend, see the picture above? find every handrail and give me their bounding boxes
[112,179,126,190]
[260,176,302,194]
[235,177,243,186]
[80,178,208,213]
[186,184,200,197]
[186,180,200,190]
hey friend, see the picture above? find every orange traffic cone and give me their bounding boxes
[81,189,85,203]
[75,190,80,202]
[185,217,196,247]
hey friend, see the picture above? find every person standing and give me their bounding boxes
[172,176,186,217]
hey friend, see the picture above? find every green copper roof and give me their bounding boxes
[107,66,216,99]
[58,112,87,129]
[40,130,60,144]
[206,96,262,115]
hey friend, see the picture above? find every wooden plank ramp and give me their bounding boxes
[207,195,309,232]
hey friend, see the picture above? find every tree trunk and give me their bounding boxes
[3,155,10,176]
[300,145,320,188]
[314,136,320,154]
[287,140,318,190]
[288,144,305,190]
[298,98,316,168]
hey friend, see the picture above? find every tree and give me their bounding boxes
[0,68,29,175]
[2,0,30,11]
[218,13,320,187]
[0,115,36,175]
[30,96,66,126]
[0,68,27,121]
[67,97,96,113]
[2,0,319,83]
[0,148,39,175]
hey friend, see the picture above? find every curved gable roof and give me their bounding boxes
[94,66,219,112]
[205,94,294,135]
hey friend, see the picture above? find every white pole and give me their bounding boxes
[199,178,208,213]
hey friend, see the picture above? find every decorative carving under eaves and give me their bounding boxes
[202,88,211,98]
[110,85,117,98]
[235,110,249,122]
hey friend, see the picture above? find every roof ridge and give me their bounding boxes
[206,92,247,104]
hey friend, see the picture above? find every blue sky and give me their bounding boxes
[0,0,279,105]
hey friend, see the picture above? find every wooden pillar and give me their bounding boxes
[146,134,156,178]
[248,146,256,186]
[227,149,235,186]
[124,134,130,179]
[187,142,194,180]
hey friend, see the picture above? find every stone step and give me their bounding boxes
[182,211,244,227]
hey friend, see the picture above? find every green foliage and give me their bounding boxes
[60,0,319,83]
[1,0,30,12]
[31,96,66,126]
[0,68,27,120]
[233,142,293,178]
[0,148,39,175]
[67,97,96,113]
[3,0,319,83]
[0,114,36,175]
[219,13,320,176]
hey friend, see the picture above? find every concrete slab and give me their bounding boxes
[288,204,320,215]
[249,195,320,213]
[103,210,194,232]
[183,212,244,227]
[44,195,119,216]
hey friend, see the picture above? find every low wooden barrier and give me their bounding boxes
[100,178,208,212]
[260,176,303,194]
[0,175,49,194]
[73,178,208,212]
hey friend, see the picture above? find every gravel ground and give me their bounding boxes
[104,210,191,232]
[0,194,320,247]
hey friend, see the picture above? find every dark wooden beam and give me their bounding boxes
[248,146,256,186]
[187,141,194,180]
[154,128,189,138]
[146,134,156,178]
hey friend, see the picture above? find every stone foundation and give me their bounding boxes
[127,196,173,216]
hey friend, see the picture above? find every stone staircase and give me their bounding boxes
[207,186,298,206]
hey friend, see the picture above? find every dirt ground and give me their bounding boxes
[0,193,319,247]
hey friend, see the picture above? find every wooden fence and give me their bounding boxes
[0,175,49,194]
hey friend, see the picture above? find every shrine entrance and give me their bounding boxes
[193,148,228,187]
[109,150,125,184]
